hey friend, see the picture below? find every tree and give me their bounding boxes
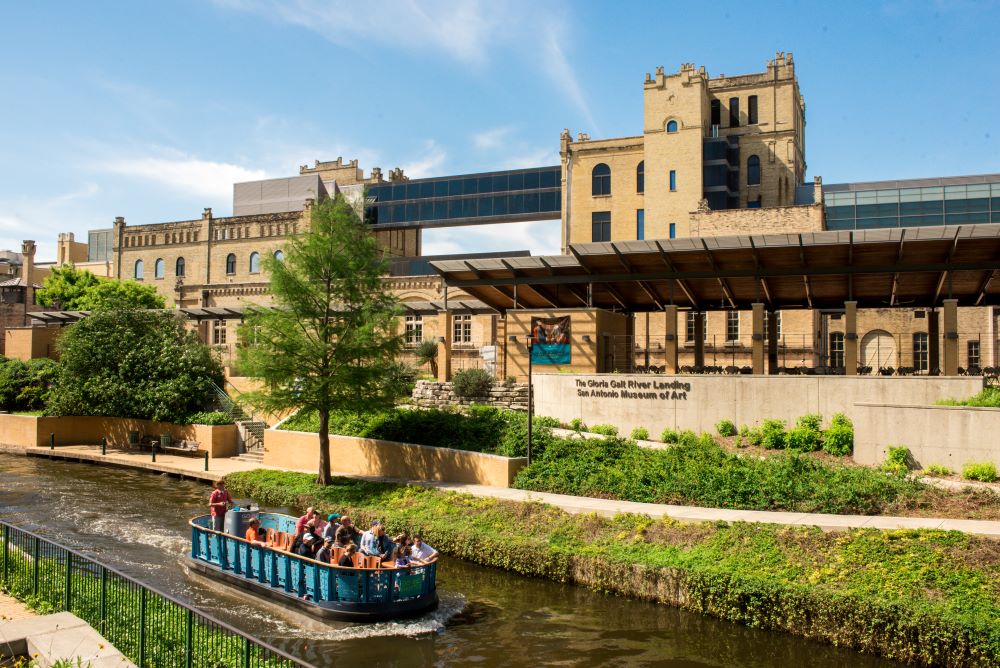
[37,265,165,310]
[414,339,439,377]
[46,308,223,422]
[238,194,404,485]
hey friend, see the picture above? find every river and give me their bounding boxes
[0,454,902,667]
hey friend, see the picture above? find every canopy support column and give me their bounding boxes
[943,299,959,376]
[845,301,858,376]
[664,306,678,374]
[751,303,765,375]
[437,310,452,382]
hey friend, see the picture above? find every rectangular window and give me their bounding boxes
[685,312,707,342]
[669,170,676,192]
[591,211,611,242]
[913,332,929,372]
[748,95,758,125]
[453,314,472,346]
[830,333,845,369]
[636,209,644,240]
[967,340,981,369]
[729,97,740,127]
[669,223,676,239]
[710,99,721,127]
[726,311,740,341]
[764,311,782,340]
[405,315,423,345]
[212,320,227,345]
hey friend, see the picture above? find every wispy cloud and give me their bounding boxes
[400,140,447,178]
[99,151,269,199]
[213,0,596,130]
[472,126,559,169]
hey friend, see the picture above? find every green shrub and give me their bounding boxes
[0,357,57,412]
[715,419,737,437]
[568,417,586,432]
[413,339,440,375]
[630,426,650,441]
[513,431,923,515]
[503,375,517,388]
[924,464,952,477]
[760,419,786,449]
[590,424,619,437]
[882,446,913,475]
[660,428,680,443]
[796,413,823,432]
[743,425,764,447]
[451,367,494,399]
[831,412,852,429]
[185,411,234,425]
[936,387,1000,408]
[785,425,821,451]
[823,424,854,456]
[962,461,999,483]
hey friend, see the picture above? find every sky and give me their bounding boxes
[2,0,999,262]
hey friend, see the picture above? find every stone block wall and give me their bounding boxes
[411,380,528,411]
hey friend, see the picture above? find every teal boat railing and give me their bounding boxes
[0,520,312,668]
[189,514,437,607]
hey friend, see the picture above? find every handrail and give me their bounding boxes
[1,520,313,668]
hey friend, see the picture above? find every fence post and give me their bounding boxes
[50,433,54,450]
[152,441,156,463]
[204,451,209,471]
[186,608,194,668]
[101,437,107,456]
[2,525,8,585]
[244,637,252,668]
[32,536,40,596]
[64,551,72,612]
[99,566,107,636]
[139,587,147,667]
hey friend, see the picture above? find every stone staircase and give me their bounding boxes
[210,382,268,456]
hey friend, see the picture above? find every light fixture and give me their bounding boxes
[437,336,446,343]
[582,335,592,343]
[508,335,519,342]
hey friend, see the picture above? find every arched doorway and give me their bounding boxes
[861,329,896,370]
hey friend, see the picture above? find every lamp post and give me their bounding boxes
[526,335,534,466]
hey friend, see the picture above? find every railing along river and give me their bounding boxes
[0,520,312,668]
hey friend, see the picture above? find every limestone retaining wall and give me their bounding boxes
[410,380,528,410]
[0,414,238,458]
[263,428,526,487]
[853,402,1000,469]
[531,373,983,436]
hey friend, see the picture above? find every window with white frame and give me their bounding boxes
[967,340,981,369]
[212,320,227,345]
[764,310,782,340]
[453,314,472,346]
[726,311,739,341]
[685,312,707,342]
[404,315,423,345]
[830,332,845,368]
[913,332,929,372]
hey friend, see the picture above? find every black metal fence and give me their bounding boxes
[0,521,313,668]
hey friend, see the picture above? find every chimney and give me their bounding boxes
[21,240,36,308]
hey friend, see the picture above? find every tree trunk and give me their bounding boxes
[317,408,332,485]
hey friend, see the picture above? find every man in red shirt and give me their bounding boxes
[209,479,232,532]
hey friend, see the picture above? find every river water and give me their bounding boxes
[0,455,902,667]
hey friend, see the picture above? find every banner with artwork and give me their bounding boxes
[530,316,571,365]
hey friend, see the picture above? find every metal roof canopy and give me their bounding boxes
[431,225,1000,312]
[27,300,497,325]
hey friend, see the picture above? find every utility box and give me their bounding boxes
[223,508,259,537]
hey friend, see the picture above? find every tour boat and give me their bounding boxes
[188,510,438,621]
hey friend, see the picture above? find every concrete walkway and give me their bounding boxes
[0,591,35,623]
[3,443,999,537]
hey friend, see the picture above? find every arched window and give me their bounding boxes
[154,258,164,279]
[592,163,611,196]
[273,250,284,262]
[249,252,260,274]
[747,155,761,186]
[636,161,644,194]
[666,120,678,133]
[175,257,185,277]
[134,259,144,280]
[225,253,236,275]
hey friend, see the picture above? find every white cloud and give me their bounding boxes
[422,220,561,257]
[400,140,447,178]
[472,126,559,168]
[473,127,514,151]
[100,153,269,200]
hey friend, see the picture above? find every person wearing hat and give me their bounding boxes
[315,536,334,563]
[321,513,342,542]
[295,531,319,558]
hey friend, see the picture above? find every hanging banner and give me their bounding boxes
[530,316,571,365]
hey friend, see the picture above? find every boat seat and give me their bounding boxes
[332,547,345,563]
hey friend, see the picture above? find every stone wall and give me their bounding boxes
[411,380,528,411]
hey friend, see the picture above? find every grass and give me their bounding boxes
[225,469,1000,667]
[936,387,1000,408]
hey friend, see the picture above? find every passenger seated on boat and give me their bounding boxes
[338,544,358,568]
[338,516,362,546]
[360,521,394,560]
[409,535,438,565]
[321,513,341,542]
[245,518,266,546]
[295,507,317,534]
[392,538,411,568]
[316,536,334,563]
[295,532,319,558]
[333,526,353,549]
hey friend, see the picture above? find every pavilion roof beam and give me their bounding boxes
[932,226,963,305]
[653,240,699,308]
[797,234,814,309]
[889,229,907,306]
[700,239,736,309]
[611,242,663,309]
[974,270,996,306]
[464,261,516,309]
[747,237,773,307]
[499,258,558,309]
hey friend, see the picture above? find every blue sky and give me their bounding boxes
[2,0,999,261]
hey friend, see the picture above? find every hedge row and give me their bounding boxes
[225,470,1000,667]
